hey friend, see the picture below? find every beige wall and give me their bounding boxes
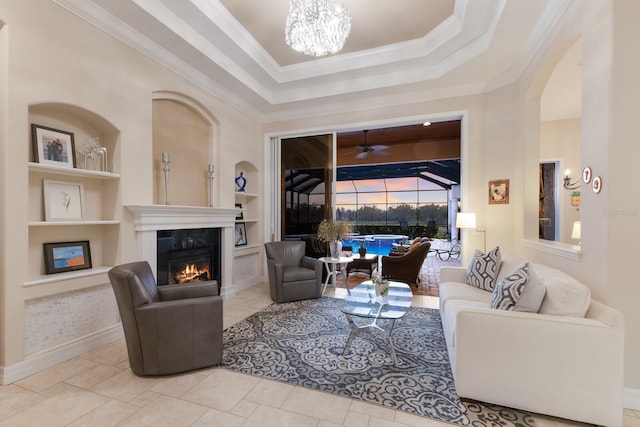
[1,0,639,401]
[0,0,263,369]
[152,99,211,206]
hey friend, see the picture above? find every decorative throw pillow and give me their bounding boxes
[465,246,502,291]
[513,265,546,312]
[491,263,529,310]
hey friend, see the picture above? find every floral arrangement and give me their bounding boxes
[316,219,352,242]
[371,273,389,297]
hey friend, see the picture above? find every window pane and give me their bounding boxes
[352,179,386,192]
[385,177,417,191]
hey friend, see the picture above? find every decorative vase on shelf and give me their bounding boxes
[329,240,342,258]
[235,171,247,192]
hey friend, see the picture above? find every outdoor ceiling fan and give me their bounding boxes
[355,130,389,159]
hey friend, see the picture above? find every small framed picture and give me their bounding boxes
[582,166,592,184]
[235,203,244,220]
[32,124,77,168]
[235,222,247,246]
[43,179,86,221]
[488,179,509,205]
[43,241,92,274]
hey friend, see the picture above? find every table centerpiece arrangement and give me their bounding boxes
[316,219,353,258]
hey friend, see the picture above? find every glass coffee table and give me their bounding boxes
[341,280,412,365]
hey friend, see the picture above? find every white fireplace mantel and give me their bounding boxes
[125,204,239,297]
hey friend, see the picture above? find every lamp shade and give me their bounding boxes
[456,212,477,229]
[571,221,581,240]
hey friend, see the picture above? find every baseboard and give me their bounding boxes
[224,277,263,297]
[624,387,640,410]
[0,324,123,385]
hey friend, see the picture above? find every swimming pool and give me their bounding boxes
[342,234,409,256]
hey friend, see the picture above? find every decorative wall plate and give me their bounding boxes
[582,166,592,183]
[592,175,602,194]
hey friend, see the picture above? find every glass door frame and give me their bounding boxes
[268,131,337,242]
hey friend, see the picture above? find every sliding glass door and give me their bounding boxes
[279,134,335,240]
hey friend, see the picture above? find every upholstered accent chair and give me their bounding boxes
[108,261,223,376]
[381,241,431,285]
[264,241,323,303]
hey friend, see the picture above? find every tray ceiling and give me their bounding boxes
[53,0,572,121]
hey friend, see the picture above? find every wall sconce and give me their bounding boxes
[456,212,486,252]
[563,169,581,190]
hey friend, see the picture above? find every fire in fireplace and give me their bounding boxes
[169,258,211,284]
[157,228,221,288]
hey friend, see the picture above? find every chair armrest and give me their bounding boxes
[158,281,219,301]
[439,266,467,283]
[301,256,321,273]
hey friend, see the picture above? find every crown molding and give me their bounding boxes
[52,0,573,123]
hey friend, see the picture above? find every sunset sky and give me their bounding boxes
[302,177,449,208]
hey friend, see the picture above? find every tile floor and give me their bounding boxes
[1,284,638,426]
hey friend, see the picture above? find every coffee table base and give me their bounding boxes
[342,314,398,365]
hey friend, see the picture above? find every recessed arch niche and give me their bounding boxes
[525,37,582,249]
[152,92,220,207]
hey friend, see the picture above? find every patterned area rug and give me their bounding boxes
[222,297,534,426]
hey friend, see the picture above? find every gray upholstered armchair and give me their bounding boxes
[264,241,323,303]
[108,261,223,376]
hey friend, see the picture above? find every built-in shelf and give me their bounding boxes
[29,220,120,227]
[23,266,112,287]
[521,238,581,261]
[234,245,261,254]
[28,162,120,179]
[234,192,258,198]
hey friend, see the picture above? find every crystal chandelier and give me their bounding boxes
[285,0,351,57]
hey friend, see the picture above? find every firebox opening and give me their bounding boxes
[157,228,221,291]
[169,256,212,284]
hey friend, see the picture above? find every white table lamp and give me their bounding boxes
[456,212,486,252]
[571,220,581,246]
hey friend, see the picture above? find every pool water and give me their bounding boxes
[342,235,408,256]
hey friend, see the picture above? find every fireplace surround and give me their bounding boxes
[126,205,238,297]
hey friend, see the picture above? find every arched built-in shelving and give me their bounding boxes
[26,103,121,290]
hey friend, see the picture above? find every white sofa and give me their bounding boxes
[439,254,624,426]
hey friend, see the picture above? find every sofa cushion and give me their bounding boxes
[465,246,502,291]
[514,266,547,312]
[534,264,591,317]
[439,281,491,312]
[491,263,529,310]
[495,254,526,283]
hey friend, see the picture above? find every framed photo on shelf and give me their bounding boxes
[235,203,244,220]
[32,124,77,168]
[43,240,92,274]
[235,222,247,246]
[43,179,86,221]
[488,179,509,205]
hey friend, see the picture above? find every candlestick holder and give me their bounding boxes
[208,164,214,207]
[162,155,170,205]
